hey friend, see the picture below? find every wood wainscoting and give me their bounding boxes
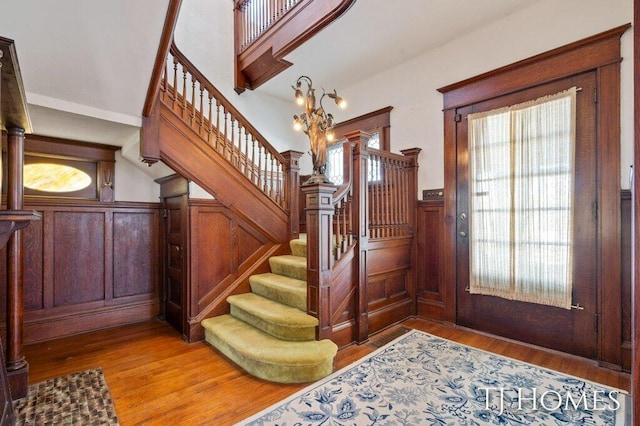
[417,190,632,372]
[184,198,287,342]
[416,197,448,323]
[0,201,161,344]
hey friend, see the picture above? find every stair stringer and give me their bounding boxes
[145,97,289,243]
[187,241,291,342]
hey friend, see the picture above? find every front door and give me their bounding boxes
[455,72,598,358]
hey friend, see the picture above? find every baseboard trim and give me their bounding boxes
[22,301,159,344]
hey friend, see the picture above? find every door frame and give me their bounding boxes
[438,25,629,367]
[156,174,190,337]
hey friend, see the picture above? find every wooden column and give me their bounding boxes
[302,183,335,340]
[347,131,370,343]
[282,150,303,240]
[6,127,28,399]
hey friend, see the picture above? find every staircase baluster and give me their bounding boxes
[242,129,248,175]
[172,57,178,106]
[402,163,408,235]
[270,154,275,199]
[250,138,256,183]
[257,145,263,190]
[230,118,236,163]
[199,85,204,132]
[382,157,387,238]
[190,79,196,127]
[392,160,398,236]
[215,101,221,150]
[235,121,242,168]
[182,67,187,111]
[334,201,341,260]
[162,60,168,96]
[375,158,382,239]
[342,199,347,254]
[348,190,353,245]
[276,163,282,206]
[207,94,213,144]
[223,109,229,156]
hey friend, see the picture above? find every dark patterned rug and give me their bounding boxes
[13,367,119,425]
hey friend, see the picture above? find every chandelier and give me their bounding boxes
[292,76,346,185]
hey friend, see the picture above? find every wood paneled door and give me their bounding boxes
[455,73,599,358]
[163,194,188,336]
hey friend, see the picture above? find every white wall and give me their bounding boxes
[114,151,161,202]
[339,0,633,192]
[173,0,633,194]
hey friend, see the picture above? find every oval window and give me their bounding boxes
[24,163,93,193]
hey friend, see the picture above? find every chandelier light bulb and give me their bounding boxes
[293,115,303,131]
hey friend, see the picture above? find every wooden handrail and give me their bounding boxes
[142,0,182,118]
[169,42,286,165]
[160,41,289,209]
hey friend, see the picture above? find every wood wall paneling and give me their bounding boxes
[365,238,413,334]
[113,212,159,299]
[0,202,161,344]
[185,199,286,342]
[416,199,447,321]
[53,212,105,306]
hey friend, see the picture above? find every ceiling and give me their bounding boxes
[0,0,537,147]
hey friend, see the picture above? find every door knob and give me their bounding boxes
[459,231,467,238]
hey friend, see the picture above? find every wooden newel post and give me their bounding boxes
[302,183,335,340]
[282,150,303,240]
[346,131,371,343]
[400,147,421,317]
[6,127,28,399]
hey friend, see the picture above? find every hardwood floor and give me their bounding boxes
[23,317,630,425]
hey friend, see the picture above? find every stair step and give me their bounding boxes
[269,255,306,281]
[250,273,307,311]
[202,315,338,383]
[227,293,317,341]
[290,236,307,257]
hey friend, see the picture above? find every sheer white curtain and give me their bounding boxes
[468,87,577,309]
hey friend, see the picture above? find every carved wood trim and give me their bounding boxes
[0,37,31,133]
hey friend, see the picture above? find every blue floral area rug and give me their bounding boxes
[238,330,629,425]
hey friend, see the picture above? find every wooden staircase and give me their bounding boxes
[139,6,421,382]
[202,236,338,383]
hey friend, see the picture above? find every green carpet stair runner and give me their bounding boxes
[202,236,338,383]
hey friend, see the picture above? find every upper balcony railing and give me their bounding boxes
[236,0,303,53]
[234,0,356,92]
